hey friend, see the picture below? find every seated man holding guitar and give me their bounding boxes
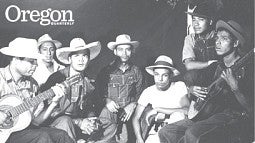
[0,37,75,143]
[40,38,116,143]
[158,20,254,143]
[132,55,190,143]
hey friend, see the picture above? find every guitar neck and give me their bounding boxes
[208,49,254,89]
[9,89,55,117]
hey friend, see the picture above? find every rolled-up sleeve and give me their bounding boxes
[182,34,195,63]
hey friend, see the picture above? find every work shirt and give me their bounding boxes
[96,59,144,108]
[182,31,218,63]
[0,66,44,118]
[41,67,96,118]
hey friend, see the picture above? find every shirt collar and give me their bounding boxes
[112,58,132,73]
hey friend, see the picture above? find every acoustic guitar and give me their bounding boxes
[0,74,81,143]
[188,48,254,121]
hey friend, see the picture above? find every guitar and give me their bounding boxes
[0,74,81,143]
[188,48,254,121]
[140,104,154,140]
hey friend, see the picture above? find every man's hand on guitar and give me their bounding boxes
[106,98,119,113]
[189,86,208,100]
[145,109,157,125]
[0,111,7,125]
[221,68,239,91]
[51,83,66,103]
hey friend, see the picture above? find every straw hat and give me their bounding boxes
[107,34,139,50]
[0,37,41,59]
[37,34,62,49]
[56,38,101,64]
[146,55,180,76]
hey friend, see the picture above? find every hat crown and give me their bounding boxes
[9,37,37,50]
[155,55,173,65]
[70,38,86,49]
[227,20,244,33]
[38,34,53,43]
[115,34,132,43]
[192,2,215,19]
[0,37,41,59]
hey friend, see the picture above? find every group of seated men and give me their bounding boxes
[0,2,253,143]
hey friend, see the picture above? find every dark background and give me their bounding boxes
[0,0,253,81]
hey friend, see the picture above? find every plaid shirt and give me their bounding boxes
[0,66,44,118]
[96,59,144,108]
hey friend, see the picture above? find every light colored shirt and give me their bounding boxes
[138,81,188,109]
[182,31,215,63]
[33,59,64,87]
[0,66,44,118]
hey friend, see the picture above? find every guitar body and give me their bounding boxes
[188,48,254,121]
[188,85,223,121]
[140,104,156,140]
[0,94,32,143]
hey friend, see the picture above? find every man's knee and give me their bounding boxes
[36,131,53,142]
[184,127,198,143]
[52,115,73,127]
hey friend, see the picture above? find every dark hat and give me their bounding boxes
[216,20,246,47]
[186,2,215,20]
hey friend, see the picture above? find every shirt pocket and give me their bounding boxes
[108,74,122,98]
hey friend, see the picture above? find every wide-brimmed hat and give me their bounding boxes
[56,38,101,64]
[37,34,62,49]
[0,37,41,59]
[216,20,245,47]
[107,34,139,50]
[185,2,215,20]
[146,55,180,76]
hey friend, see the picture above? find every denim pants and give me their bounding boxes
[99,107,135,143]
[158,112,235,143]
[7,125,74,143]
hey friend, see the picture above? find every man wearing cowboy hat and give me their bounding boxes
[0,37,74,143]
[41,38,116,142]
[33,34,65,87]
[158,20,253,143]
[183,2,219,86]
[96,34,144,143]
[132,55,190,143]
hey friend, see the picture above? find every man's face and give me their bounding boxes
[16,58,38,76]
[215,30,235,56]
[39,42,55,63]
[192,16,210,34]
[69,50,89,72]
[114,45,132,63]
[153,68,173,91]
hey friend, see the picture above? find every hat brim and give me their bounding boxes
[145,65,180,76]
[38,40,62,49]
[56,41,101,65]
[216,20,245,47]
[0,46,42,59]
[107,41,139,50]
[185,11,212,20]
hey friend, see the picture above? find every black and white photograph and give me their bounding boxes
[0,0,254,143]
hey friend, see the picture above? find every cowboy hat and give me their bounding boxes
[107,34,139,50]
[56,38,101,64]
[146,55,180,76]
[216,20,245,47]
[37,34,62,49]
[0,37,41,59]
[185,2,215,20]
